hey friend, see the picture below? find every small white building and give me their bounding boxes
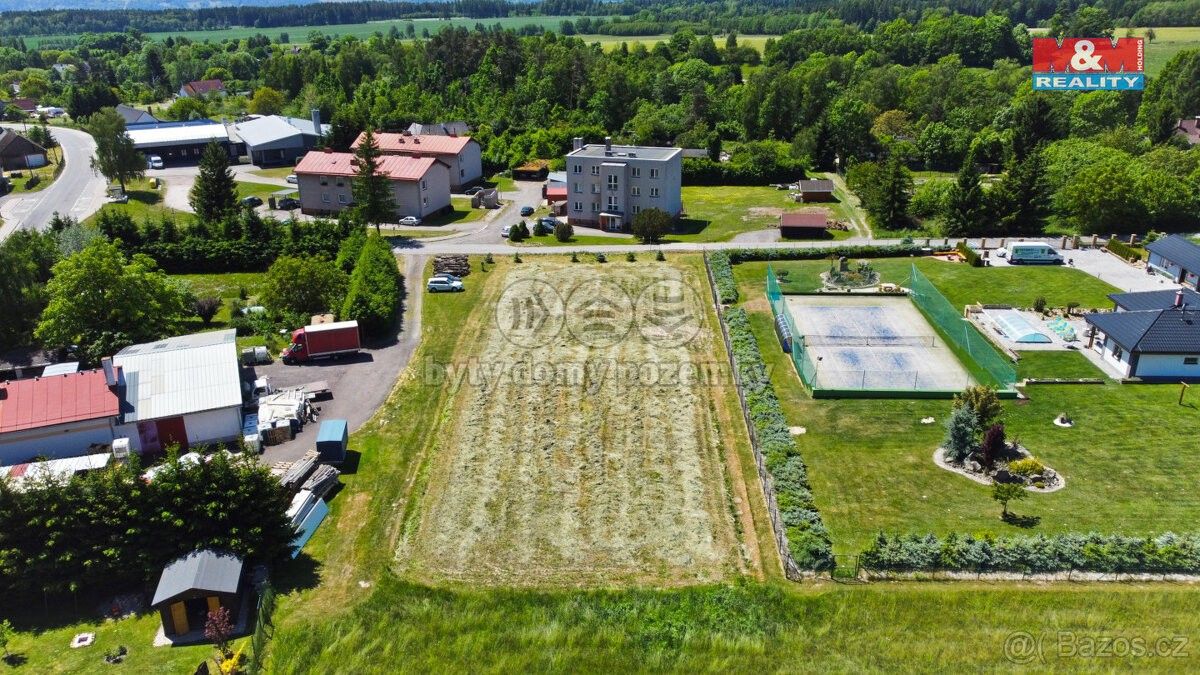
[112,329,244,452]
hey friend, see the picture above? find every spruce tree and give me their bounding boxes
[876,156,912,230]
[189,140,238,225]
[351,128,398,233]
[943,153,986,237]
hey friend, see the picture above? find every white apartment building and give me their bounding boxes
[564,137,682,231]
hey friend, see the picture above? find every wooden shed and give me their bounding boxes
[779,211,831,239]
[151,550,244,637]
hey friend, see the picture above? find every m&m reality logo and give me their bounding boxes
[1032,37,1144,91]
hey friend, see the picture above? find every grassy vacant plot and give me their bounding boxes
[676,185,851,243]
[83,179,189,227]
[6,148,62,194]
[510,232,637,247]
[256,254,1200,671]
[739,257,1119,310]
[1016,350,1108,380]
[423,197,487,226]
[734,260,1200,556]
[250,167,295,181]
[396,257,753,586]
[237,180,290,202]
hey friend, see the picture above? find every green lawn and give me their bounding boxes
[379,228,457,239]
[734,262,1200,556]
[484,173,517,193]
[1016,350,1109,380]
[237,181,292,201]
[254,254,1200,671]
[4,607,243,674]
[173,271,265,333]
[737,257,1119,311]
[675,185,835,243]
[249,167,295,181]
[510,233,636,247]
[6,148,62,194]
[83,179,190,227]
[424,197,486,226]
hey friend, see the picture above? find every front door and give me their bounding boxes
[137,421,161,453]
[156,417,189,451]
[170,601,189,635]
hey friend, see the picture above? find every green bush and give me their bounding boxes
[1007,457,1045,477]
[724,244,922,264]
[341,234,401,336]
[861,531,1200,574]
[956,241,982,267]
[708,252,737,304]
[23,174,40,190]
[0,451,293,598]
[553,220,573,243]
[1105,237,1142,262]
[625,251,636,262]
[723,307,834,571]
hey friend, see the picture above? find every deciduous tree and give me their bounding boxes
[261,255,348,317]
[632,207,672,244]
[88,108,144,193]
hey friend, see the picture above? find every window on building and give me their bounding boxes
[573,201,582,212]
[607,174,618,190]
[591,202,599,212]
[423,197,428,206]
[1185,357,1199,365]
[591,184,600,194]
[590,165,600,176]
[338,193,348,204]
[607,195,618,210]
[632,204,641,214]
[573,164,582,174]
[421,179,428,191]
[319,175,328,186]
[322,193,330,203]
[650,168,660,179]
[631,186,640,196]
[650,187,660,198]
[459,168,464,177]
[1112,344,1123,360]
[574,183,582,193]
[631,167,641,178]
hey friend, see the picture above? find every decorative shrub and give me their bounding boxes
[625,251,636,262]
[943,405,978,462]
[595,252,607,263]
[1105,237,1141,262]
[1008,457,1045,477]
[861,531,1200,574]
[723,307,834,570]
[957,241,982,267]
[981,423,1005,468]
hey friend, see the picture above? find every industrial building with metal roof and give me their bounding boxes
[230,112,329,167]
[112,329,244,453]
[126,119,231,165]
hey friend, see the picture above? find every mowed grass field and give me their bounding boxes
[258,253,1200,671]
[396,257,757,586]
[675,185,852,243]
[732,258,1200,556]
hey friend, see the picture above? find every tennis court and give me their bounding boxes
[783,295,973,391]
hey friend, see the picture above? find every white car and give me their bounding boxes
[501,224,512,238]
[427,277,464,293]
[399,216,421,226]
[147,155,163,169]
[286,174,298,184]
[431,273,461,283]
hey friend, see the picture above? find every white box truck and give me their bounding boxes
[1001,241,1064,265]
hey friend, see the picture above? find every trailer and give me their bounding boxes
[281,320,361,364]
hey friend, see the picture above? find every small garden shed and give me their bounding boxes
[151,550,244,637]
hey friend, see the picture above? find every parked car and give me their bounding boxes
[431,273,461,283]
[519,206,535,217]
[464,186,484,195]
[427,277,464,292]
[241,196,263,208]
[278,196,301,209]
[146,155,164,170]
[398,216,421,226]
[286,173,298,184]
[107,193,129,204]
[501,224,512,238]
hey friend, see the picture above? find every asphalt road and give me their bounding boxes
[0,125,107,240]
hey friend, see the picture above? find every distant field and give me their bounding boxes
[27,15,579,47]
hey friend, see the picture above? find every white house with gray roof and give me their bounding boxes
[1085,289,1200,380]
[564,137,682,231]
[112,329,243,453]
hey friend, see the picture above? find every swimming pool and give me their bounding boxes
[983,309,1052,344]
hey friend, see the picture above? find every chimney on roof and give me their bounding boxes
[311,108,321,134]
[413,137,420,144]
[1176,289,1185,308]
[604,136,612,152]
[573,137,583,151]
[323,146,332,153]
[101,357,116,387]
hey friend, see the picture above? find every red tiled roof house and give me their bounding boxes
[0,366,122,464]
[353,131,483,191]
[293,148,452,220]
[179,79,226,98]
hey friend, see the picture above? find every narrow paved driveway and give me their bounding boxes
[0,125,107,240]
[257,254,427,464]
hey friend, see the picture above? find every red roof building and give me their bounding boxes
[545,185,568,202]
[351,131,483,191]
[294,150,441,181]
[1177,118,1199,146]
[179,79,226,98]
[780,211,831,239]
[0,368,122,463]
[8,97,36,113]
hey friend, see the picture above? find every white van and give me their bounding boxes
[1001,241,1064,265]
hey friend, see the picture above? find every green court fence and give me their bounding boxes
[766,265,819,388]
[908,263,1017,389]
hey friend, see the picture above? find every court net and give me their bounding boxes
[801,334,937,348]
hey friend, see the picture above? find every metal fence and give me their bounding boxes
[766,265,818,388]
[907,263,1017,389]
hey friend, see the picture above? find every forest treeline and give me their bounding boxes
[3,0,1199,38]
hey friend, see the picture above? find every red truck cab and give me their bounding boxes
[281,320,362,364]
